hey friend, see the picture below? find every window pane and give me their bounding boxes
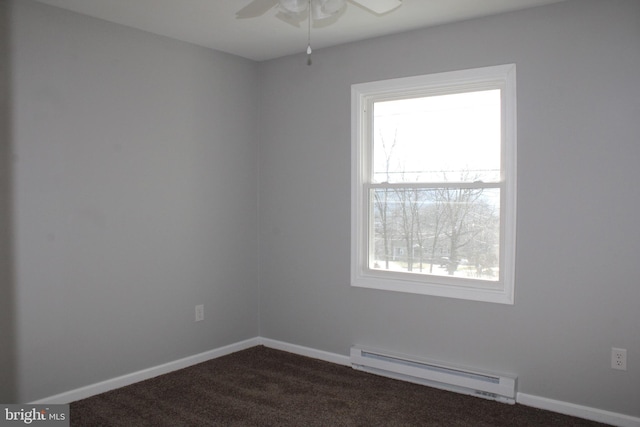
[373,90,501,184]
[371,187,500,281]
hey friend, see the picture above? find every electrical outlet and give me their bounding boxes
[195,304,204,322]
[611,348,627,371]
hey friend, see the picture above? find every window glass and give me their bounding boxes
[351,64,516,304]
[373,90,501,184]
[370,188,500,283]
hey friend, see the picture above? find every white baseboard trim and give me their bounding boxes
[31,337,260,404]
[258,337,351,367]
[30,336,640,427]
[517,393,640,427]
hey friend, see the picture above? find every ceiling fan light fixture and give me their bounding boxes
[278,0,308,15]
[278,0,346,21]
[313,0,346,19]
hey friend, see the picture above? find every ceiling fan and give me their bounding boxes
[237,0,402,64]
[237,0,403,22]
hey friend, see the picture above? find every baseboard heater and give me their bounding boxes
[350,346,517,404]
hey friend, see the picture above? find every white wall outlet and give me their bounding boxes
[195,304,204,322]
[611,347,627,371]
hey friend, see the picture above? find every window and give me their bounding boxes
[351,64,516,304]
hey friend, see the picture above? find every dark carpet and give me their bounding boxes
[71,346,608,426]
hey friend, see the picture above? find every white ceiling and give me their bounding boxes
[34,0,566,61]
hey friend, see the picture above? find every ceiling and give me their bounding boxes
[34,0,566,62]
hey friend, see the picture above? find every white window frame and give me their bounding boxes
[351,64,517,304]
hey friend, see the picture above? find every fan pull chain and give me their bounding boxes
[307,0,312,65]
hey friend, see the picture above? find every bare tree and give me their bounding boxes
[425,192,446,274]
[372,141,500,278]
[439,186,486,275]
[373,130,397,269]
[396,187,416,271]
[411,188,426,271]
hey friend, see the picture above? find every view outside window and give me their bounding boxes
[370,90,502,281]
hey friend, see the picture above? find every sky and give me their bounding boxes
[373,89,502,184]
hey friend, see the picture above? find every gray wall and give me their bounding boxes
[0,0,17,403]
[8,0,260,402]
[259,0,640,417]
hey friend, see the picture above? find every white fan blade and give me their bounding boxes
[350,0,402,14]
[236,0,278,19]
